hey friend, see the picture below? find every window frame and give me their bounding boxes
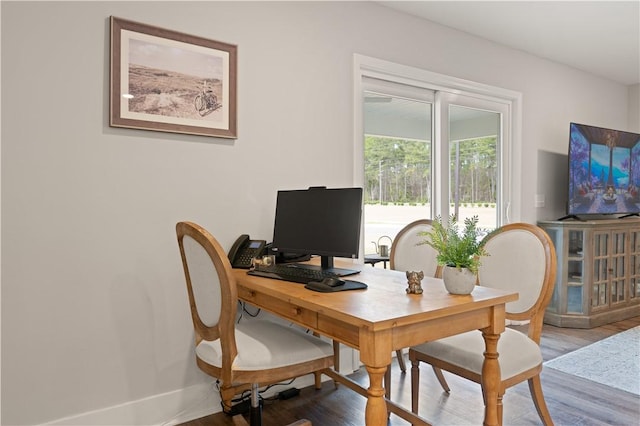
[353,54,522,227]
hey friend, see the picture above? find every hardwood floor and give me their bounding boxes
[180,317,640,425]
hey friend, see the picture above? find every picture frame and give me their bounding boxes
[110,16,237,138]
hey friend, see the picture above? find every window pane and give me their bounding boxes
[363,93,432,255]
[448,105,499,229]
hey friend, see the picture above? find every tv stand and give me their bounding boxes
[538,219,640,328]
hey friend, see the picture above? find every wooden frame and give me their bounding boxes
[110,17,237,138]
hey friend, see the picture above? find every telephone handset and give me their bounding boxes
[228,234,267,269]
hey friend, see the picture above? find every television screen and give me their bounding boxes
[568,123,640,216]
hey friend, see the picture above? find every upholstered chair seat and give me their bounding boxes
[195,319,334,371]
[410,328,542,381]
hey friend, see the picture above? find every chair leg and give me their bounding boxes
[249,383,262,426]
[313,371,322,389]
[395,349,407,372]
[332,340,340,389]
[528,375,554,426]
[432,366,451,393]
[410,358,420,414]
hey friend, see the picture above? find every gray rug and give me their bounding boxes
[544,326,640,395]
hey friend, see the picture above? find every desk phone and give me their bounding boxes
[228,234,266,268]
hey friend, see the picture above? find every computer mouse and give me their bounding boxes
[305,277,346,292]
[321,277,345,287]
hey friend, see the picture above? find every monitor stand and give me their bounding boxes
[293,256,360,277]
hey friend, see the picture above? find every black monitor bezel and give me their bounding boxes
[271,186,363,275]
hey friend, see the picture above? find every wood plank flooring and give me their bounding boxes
[180,317,640,425]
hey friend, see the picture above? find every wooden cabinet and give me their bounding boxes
[539,219,640,328]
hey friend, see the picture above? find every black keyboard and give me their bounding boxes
[248,264,340,284]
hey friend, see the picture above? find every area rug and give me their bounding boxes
[544,326,639,395]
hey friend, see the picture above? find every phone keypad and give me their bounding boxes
[238,249,259,266]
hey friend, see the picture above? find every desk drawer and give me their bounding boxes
[238,287,317,328]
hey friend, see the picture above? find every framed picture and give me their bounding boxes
[110,16,237,138]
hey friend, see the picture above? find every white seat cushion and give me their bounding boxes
[196,319,334,371]
[411,328,542,380]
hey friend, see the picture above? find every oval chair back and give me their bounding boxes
[479,222,557,341]
[390,219,441,278]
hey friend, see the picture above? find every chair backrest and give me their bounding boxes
[390,219,441,278]
[477,222,556,342]
[176,221,238,380]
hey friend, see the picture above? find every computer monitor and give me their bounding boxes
[271,186,363,276]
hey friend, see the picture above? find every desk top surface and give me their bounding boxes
[233,260,518,329]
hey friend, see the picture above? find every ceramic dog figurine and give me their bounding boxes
[406,270,424,294]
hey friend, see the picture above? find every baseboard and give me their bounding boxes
[43,382,218,426]
[42,369,348,426]
[42,339,357,426]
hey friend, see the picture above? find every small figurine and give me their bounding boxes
[406,270,424,294]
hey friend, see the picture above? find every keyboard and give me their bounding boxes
[248,264,340,284]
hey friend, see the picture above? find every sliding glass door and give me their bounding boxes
[360,74,511,257]
[439,93,508,229]
[362,80,434,255]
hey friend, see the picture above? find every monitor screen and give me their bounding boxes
[272,187,363,274]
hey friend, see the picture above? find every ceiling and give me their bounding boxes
[378,1,640,86]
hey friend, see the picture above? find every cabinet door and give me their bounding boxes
[630,230,640,301]
[567,229,585,314]
[610,230,627,305]
[592,231,609,309]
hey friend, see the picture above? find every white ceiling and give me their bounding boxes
[378,1,640,86]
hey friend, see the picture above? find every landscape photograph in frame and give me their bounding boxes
[110,16,237,138]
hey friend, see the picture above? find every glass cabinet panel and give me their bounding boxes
[566,230,584,313]
[610,231,626,304]
[592,232,610,309]
[630,231,640,300]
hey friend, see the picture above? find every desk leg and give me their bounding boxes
[364,365,388,426]
[481,330,502,426]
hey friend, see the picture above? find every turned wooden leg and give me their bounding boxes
[364,365,388,426]
[481,330,502,426]
[384,366,391,399]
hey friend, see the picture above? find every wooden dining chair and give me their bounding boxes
[388,219,442,373]
[176,221,334,426]
[409,222,557,425]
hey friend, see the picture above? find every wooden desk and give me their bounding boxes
[233,263,518,426]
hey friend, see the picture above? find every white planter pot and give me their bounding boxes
[442,266,476,295]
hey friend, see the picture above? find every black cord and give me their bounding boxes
[241,301,261,317]
[219,378,298,411]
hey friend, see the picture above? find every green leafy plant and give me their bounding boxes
[419,215,490,274]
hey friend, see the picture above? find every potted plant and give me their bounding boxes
[419,215,490,294]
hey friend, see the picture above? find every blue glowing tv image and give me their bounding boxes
[568,123,640,216]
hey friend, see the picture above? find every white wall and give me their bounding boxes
[630,84,640,131]
[1,1,634,424]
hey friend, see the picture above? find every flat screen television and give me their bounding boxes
[568,123,640,217]
[271,186,363,275]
